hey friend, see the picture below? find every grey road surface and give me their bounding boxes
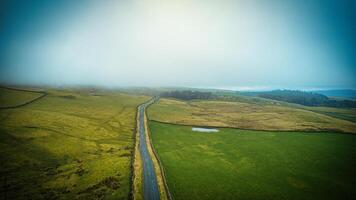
[139,98,160,200]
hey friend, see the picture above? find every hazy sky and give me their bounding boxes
[0,0,355,90]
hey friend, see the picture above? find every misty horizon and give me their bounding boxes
[0,0,355,89]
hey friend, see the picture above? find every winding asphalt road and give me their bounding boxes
[139,98,160,200]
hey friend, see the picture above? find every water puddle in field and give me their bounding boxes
[192,127,219,133]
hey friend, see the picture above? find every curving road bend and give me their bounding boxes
[138,98,160,200]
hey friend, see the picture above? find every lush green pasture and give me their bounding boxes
[149,121,356,200]
[148,98,356,133]
[0,87,43,107]
[0,88,148,199]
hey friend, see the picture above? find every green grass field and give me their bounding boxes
[2,87,355,199]
[214,91,356,123]
[299,106,356,123]
[0,87,43,108]
[148,98,356,133]
[149,121,356,200]
[0,88,149,199]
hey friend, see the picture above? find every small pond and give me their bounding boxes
[192,127,219,133]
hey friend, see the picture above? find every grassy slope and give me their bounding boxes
[0,88,149,199]
[299,106,356,123]
[149,121,356,200]
[0,87,43,107]
[148,98,356,133]
[218,92,356,123]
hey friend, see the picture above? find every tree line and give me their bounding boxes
[160,90,213,100]
[160,89,356,108]
[257,90,356,108]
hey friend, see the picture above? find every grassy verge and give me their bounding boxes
[133,108,143,200]
[149,121,356,200]
[0,88,149,199]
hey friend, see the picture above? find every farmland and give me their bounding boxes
[299,106,356,123]
[0,87,45,108]
[1,87,356,200]
[0,87,149,199]
[148,98,356,133]
[149,121,356,200]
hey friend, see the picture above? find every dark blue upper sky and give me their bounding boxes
[0,0,355,89]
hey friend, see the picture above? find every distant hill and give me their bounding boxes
[311,90,356,99]
[240,90,356,108]
[160,90,213,100]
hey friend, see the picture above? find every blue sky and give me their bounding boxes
[0,0,355,90]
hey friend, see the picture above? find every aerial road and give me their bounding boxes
[138,98,160,200]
